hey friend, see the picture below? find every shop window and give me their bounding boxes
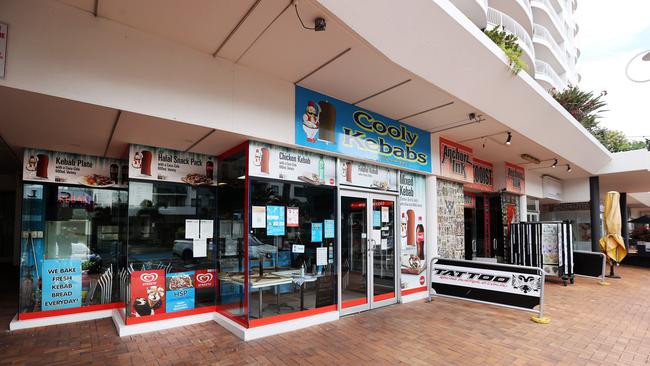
[216,149,247,324]
[126,181,216,322]
[18,184,127,317]
[247,179,337,322]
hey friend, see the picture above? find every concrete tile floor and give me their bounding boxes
[1,265,649,365]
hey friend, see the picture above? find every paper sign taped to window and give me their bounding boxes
[185,219,200,239]
[316,247,327,266]
[193,238,207,257]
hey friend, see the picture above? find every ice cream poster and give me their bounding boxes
[295,86,432,173]
[23,148,128,188]
[130,270,166,318]
[248,141,336,186]
[128,144,217,186]
[42,259,82,311]
[398,173,427,292]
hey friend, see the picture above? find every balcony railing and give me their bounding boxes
[533,24,568,69]
[487,8,534,59]
[532,0,571,37]
[535,60,565,90]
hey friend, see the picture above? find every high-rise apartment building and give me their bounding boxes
[451,0,580,91]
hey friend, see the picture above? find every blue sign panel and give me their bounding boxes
[311,223,323,242]
[266,205,286,236]
[42,259,82,311]
[295,86,432,173]
[324,219,335,239]
[166,271,195,313]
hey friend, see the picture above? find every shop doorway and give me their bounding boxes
[339,191,397,315]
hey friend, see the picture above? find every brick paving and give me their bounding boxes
[1,265,650,365]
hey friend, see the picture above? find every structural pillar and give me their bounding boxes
[620,192,628,249]
[589,176,601,252]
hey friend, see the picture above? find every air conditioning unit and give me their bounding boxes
[542,175,563,201]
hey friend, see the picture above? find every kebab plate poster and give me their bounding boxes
[23,149,127,188]
[129,144,217,186]
[398,173,427,293]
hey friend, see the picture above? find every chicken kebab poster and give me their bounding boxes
[130,270,166,318]
[398,173,427,293]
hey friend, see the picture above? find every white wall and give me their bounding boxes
[526,170,544,199]
[0,0,295,145]
[562,178,590,203]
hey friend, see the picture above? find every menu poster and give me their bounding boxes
[505,162,526,194]
[312,223,323,242]
[266,205,285,236]
[165,271,195,313]
[194,269,216,289]
[466,158,494,192]
[23,148,128,188]
[130,270,166,317]
[316,247,327,266]
[338,160,397,191]
[287,207,300,227]
[398,173,427,293]
[42,259,82,311]
[129,144,216,186]
[324,219,335,239]
[439,138,474,184]
[248,141,336,186]
[252,206,266,228]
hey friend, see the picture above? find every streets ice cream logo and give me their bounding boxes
[512,275,541,294]
[196,273,213,284]
[140,273,158,283]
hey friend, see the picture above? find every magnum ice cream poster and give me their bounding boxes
[130,270,166,319]
[128,144,216,186]
[295,86,432,174]
[399,173,427,293]
[248,141,336,186]
[338,160,397,191]
[23,148,128,188]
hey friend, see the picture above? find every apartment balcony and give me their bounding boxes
[533,24,568,73]
[486,0,533,35]
[450,0,488,29]
[535,60,566,91]
[531,0,570,42]
[487,7,535,75]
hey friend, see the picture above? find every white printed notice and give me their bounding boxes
[185,219,200,239]
[193,238,207,258]
[316,247,327,266]
[381,206,389,223]
[287,207,299,227]
[252,206,266,228]
[292,244,305,253]
[200,220,214,239]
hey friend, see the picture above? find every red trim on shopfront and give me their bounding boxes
[373,292,395,302]
[401,286,427,296]
[215,305,248,328]
[125,306,215,325]
[218,141,249,160]
[248,305,337,328]
[17,302,123,321]
[341,298,368,309]
[243,141,250,327]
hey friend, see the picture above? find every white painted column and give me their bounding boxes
[426,175,438,261]
[520,194,527,222]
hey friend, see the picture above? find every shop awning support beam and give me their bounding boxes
[185,129,215,152]
[398,101,454,121]
[103,110,121,157]
[294,47,351,84]
[352,79,411,105]
[212,0,262,57]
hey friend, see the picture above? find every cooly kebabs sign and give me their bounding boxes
[439,138,474,184]
[295,86,432,173]
[249,141,336,186]
[431,259,542,310]
[339,160,397,191]
[129,145,216,186]
[23,149,128,188]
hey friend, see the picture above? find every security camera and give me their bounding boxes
[469,112,476,120]
[314,17,326,31]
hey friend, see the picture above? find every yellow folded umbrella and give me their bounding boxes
[599,191,627,263]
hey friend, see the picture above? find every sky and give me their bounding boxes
[575,0,650,141]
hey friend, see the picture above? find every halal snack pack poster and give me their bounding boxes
[23,148,128,188]
[248,141,336,186]
[295,86,432,174]
[398,173,427,291]
[338,160,398,192]
[129,144,216,186]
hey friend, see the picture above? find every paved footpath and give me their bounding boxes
[1,265,649,366]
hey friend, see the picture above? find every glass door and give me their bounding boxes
[340,191,397,315]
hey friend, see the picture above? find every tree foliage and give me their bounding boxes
[550,85,645,153]
[483,26,528,75]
